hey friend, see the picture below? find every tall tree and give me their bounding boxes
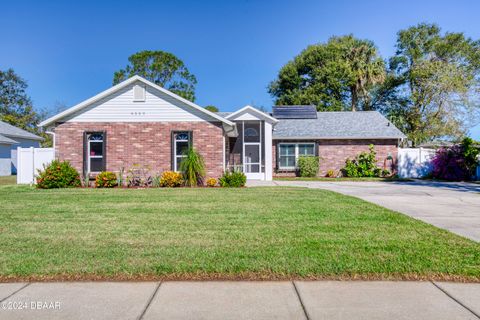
[268,35,385,111]
[113,50,197,101]
[0,69,41,133]
[383,23,480,146]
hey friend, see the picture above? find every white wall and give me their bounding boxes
[397,148,436,178]
[65,81,217,123]
[16,147,54,184]
[10,138,41,174]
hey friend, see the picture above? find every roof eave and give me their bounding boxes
[2,133,44,141]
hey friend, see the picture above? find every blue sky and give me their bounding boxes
[2,0,480,139]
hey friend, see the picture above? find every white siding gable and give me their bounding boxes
[65,81,217,123]
[232,111,263,121]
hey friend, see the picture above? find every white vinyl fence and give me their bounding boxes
[16,147,55,184]
[397,148,436,178]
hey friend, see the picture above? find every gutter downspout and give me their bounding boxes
[46,130,55,149]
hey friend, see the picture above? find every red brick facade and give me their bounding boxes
[55,121,225,178]
[273,139,399,177]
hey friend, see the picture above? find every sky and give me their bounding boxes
[2,0,480,139]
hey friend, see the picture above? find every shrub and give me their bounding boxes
[152,174,161,187]
[160,171,183,187]
[431,138,479,181]
[219,170,246,187]
[381,169,391,177]
[206,177,217,187]
[431,146,465,181]
[297,156,319,177]
[95,171,118,188]
[342,145,381,177]
[326,169,336,178]
[36,160,81,189]
[180,148,205,187]
[461,137,480,178]
[127,164,152,187]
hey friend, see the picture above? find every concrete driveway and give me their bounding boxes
[271,180,480,242]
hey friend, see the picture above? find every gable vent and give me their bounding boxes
[133,84,146,101]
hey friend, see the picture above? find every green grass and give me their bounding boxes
[0,185,478,281]
[0,175,16,185]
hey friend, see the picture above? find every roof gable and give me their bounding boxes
[226,105,278,123]
[39,76,233,127]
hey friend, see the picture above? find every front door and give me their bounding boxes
[244,143,264,180]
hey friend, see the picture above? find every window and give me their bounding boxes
[173,131,191,171]
[86,132,105,172]
[279,144,296,169]
[244,127,258,137]
[278,143,315,170]
[243,122,260,143]
[133,84,146,101]
[298,144,315,156]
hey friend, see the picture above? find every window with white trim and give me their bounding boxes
[173,131,191,171]
[87,132,105,172]
[278,143,315,170]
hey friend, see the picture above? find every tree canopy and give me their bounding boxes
[204,105,219,112]
[0,69,41,133]
[268,35,385,111]
[381,23,480,145]
[113,50,197,102]
[269,24,480,145]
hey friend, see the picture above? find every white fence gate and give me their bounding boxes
[16,147,55,184]
[397,148,436,178]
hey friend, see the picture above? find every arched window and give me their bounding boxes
[244,127,258,137]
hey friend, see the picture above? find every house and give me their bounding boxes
[39,75,406,181]
[0,121,43,176]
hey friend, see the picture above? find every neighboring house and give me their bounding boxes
[39,75,406,181]
[0,121,43,176]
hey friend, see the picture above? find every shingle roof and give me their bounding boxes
[0,120,43,141]
[0,133,18,144]
[273,111,406,139]
[216,112,232,118]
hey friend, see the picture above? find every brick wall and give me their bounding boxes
[55,122,225,178]
[273,139,399,177]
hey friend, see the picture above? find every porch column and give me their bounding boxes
[264,122,273,181]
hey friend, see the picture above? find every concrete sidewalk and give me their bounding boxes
[0,281,479,319]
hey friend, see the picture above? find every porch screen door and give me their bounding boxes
[244,144,260,173]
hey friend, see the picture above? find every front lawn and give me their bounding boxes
[274,176,413,182]
[0,186,478,281]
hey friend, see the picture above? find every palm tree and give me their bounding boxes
[343,37,386,111]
